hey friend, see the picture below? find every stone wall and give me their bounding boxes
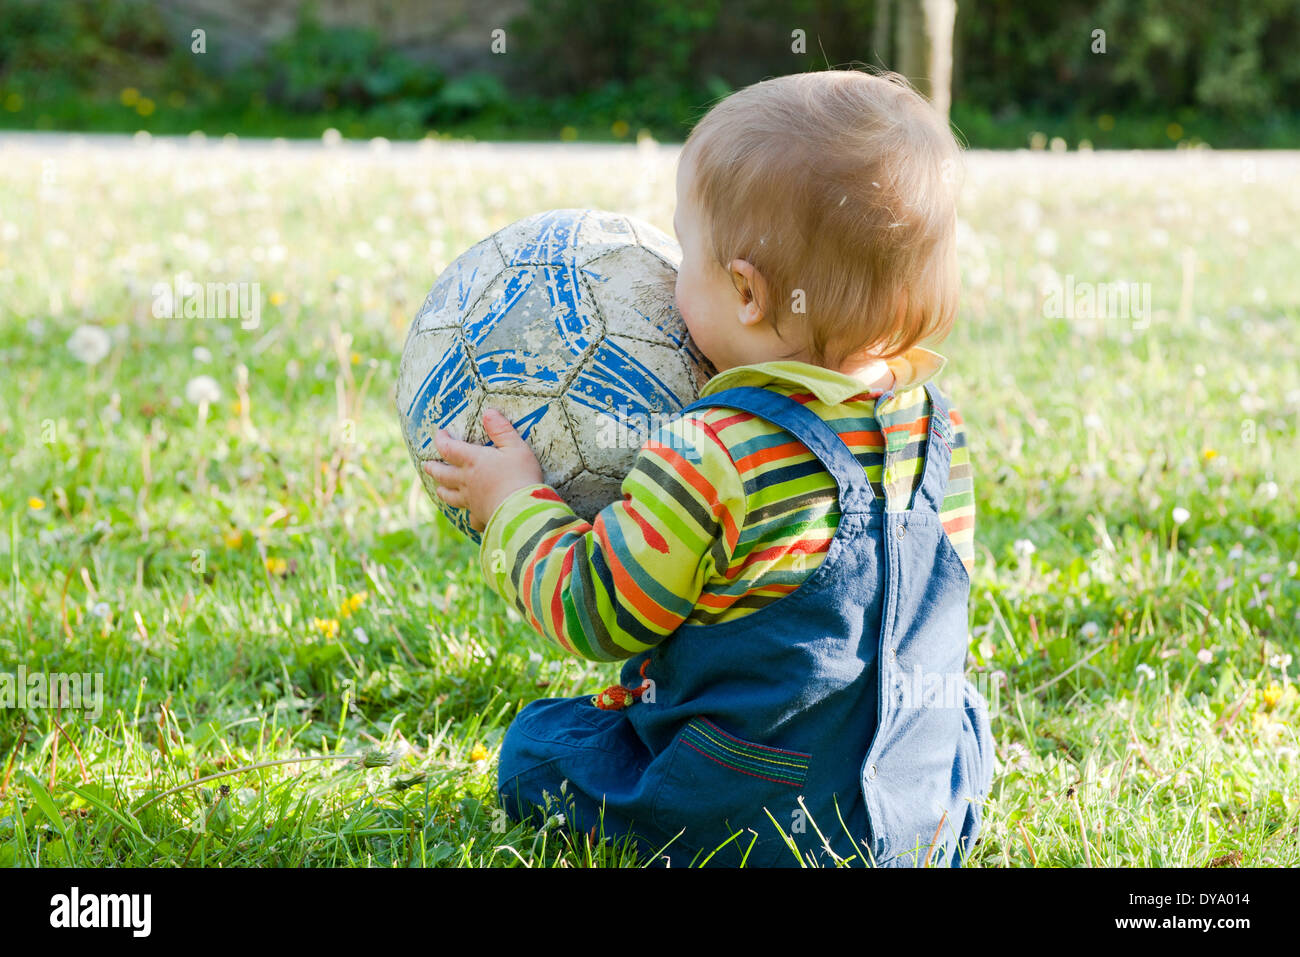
[156,0,529,75]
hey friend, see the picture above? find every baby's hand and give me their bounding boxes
[423,408,545,533]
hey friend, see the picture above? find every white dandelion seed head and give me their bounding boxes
[1171,507,1191,525]
[1196,648,1213,665]
[67,325,112,365]
[1013,538,1036,558]
[184,375,221,405]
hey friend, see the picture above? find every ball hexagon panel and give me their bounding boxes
[628,216,683,273]
[397,327,477,458]
[412,237,506,339]
[466,264,604,395]
[583,245,685,350]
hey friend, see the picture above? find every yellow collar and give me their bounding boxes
[700,346,947,406]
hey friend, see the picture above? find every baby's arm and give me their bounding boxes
[939,402,976,575]
[478,411,745,661]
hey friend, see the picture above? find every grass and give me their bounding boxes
[0,138,1297,867]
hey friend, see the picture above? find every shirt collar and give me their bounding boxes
[699,346,948,406]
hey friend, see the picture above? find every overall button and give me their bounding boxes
[896,523,907,538]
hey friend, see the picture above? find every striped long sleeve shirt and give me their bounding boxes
[478,346,975,662]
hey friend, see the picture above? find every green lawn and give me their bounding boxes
[0,137,1297,866]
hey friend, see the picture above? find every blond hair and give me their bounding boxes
[681,68,963,368]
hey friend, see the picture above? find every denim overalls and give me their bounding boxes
[497,383,994,867]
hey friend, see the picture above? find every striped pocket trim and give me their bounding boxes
[680,718,810,788]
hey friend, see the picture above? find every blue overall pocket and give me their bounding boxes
[651,717,812,867]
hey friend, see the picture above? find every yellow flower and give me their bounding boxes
[222,528,243,549]
[350,351,361,365]
[265,556,288,576]
[469,743,489,762]
[340,590,368,618]
[120,87,140,107]
[269,291,286,307]
[560,125,578,141]
[136,98,155,117]
[1202,448,1218,461]
[27,496,45,510]
[313,617,339,639]
[611,120,630,138]
[1261,684,1283,711]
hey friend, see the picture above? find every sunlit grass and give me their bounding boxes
[0,137,1296,866]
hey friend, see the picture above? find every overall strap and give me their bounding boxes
[913,381,955,514]
[678,386,876,515]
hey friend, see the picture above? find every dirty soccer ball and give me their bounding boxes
[397,208,717,543]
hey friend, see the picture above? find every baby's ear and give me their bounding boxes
[728,259,770,326]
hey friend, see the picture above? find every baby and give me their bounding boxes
[424,69,994,867]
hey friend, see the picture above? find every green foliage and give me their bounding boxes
[955,0,1300,119]
[0,0,1298,144]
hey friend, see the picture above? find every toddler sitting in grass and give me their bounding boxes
[424,68,994,867]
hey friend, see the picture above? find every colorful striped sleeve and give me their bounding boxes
[477,411,747,662]
[939,404,976,574]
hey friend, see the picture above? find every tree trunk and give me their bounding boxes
[895,0,956,120]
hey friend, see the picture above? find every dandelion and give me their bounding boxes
[352,626,369,645]
[91,602,111,619]
[185,375,221,406]
[1079,621,1101,641]
[265,556,288,577]
[192,346,212,363]
[469,743,489,763]
[1196,648,1213,665]
[1228,543,1244,561]
[1136,663,1157,682]
[1261,684,1283,711]
[222,528,243,549]
[1012,539,1036,559]
[1171,507,1190,525]
[313,617,339,639]
[269,291,286,307]
[1003,742,1030,770]
[27,496,44,511]
[340,590,368,618]
[67,325,111,365]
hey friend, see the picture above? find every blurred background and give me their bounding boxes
[2,0,1299,147]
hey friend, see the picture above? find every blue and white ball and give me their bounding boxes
[397,209,717,543]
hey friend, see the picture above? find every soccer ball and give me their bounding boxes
[397,208,717,543]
